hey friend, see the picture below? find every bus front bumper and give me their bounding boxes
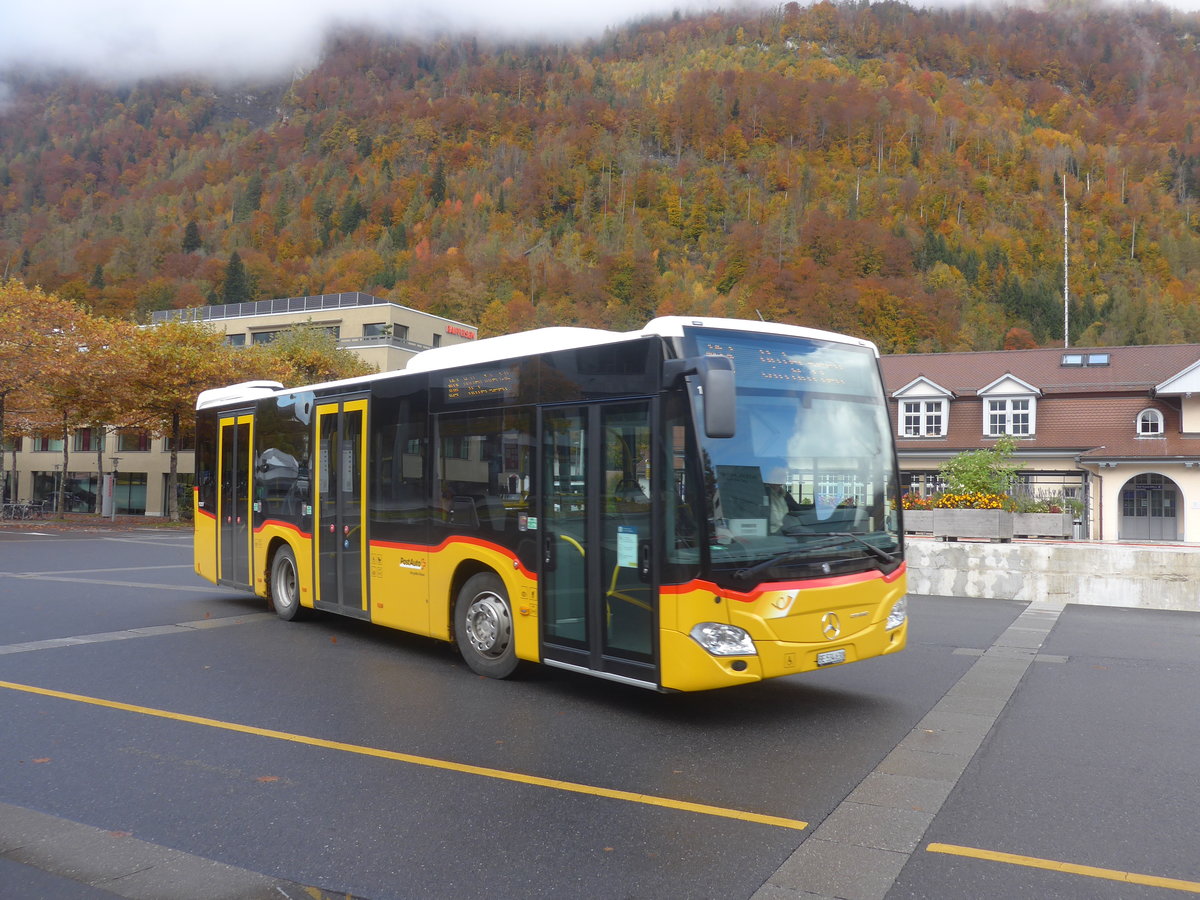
[658,618,908,692]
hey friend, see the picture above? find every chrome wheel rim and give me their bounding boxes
[274,557,297,611]
[464,591,512,658]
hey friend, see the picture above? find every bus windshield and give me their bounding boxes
[683,328,902,580]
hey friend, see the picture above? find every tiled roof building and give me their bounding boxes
[880,344,1200,541]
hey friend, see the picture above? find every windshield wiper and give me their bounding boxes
[733,550,826,583]
[826,532,900,567]
[734,532,900,583]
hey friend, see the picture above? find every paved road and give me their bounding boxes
[0,529,1196,898]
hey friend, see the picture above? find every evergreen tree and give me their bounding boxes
[430,159,446,206]
[232,174,264,224]
[89,264,105,290]
[181,221,201,254]
[220,251,251,305]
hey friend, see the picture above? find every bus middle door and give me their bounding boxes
[314,399,369,617]
[539,401,659,687]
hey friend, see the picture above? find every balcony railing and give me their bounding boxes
[337,334,430,354]
[151,292,388,324]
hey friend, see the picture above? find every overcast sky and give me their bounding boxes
[2,0,1198,84]
[0,0,734,82]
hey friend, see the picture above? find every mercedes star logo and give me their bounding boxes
[821,612,841,640]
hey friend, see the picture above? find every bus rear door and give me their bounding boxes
[539,401,659,687]
[314,399,369,616]
[217,413,253,588]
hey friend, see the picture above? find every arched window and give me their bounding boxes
[1137,408,1164,436]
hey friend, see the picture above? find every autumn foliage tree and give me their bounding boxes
[0,281,88,502]
[122,322,245,520]
[250,324,377,386]
[30,315,134,513]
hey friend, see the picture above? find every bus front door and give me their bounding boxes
[314,399,369,616]
[217,414,253,588]
[540,402,659,687]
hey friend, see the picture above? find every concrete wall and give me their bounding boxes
[905,537,1200,613]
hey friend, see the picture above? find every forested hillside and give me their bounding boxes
[4,0,1200,351]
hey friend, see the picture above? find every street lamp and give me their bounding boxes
[109,456,121,520]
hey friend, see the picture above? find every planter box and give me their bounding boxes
[932,508,1013,542]
[903,509,934,533]
[1013,512,1074,539]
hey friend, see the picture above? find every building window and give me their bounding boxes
[986,398,1033,436]
[901,400,945,437]
[1137,409,1164,436]
[114,473,148,515]
[1061,352,1109,367]
[363,322,389,338]
[33,434,65,453]
[441,435,470,459]
[251,331,279,344]
[73,428,105,453]
[117,429,152,452]
[226,334,246,347]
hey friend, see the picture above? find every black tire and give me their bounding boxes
[269,546,304,621]
[454,572,518,678]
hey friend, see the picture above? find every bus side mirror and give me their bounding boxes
[664,356,736,439]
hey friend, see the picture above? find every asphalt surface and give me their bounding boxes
[0,526,1197,899]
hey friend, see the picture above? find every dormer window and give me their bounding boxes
[979,373,1040,438]
[987,398,1032,436]
[902,400,945,436]
[1137,408,1164,436]
[892,376,954,439]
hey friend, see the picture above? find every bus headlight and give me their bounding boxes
[690,623,757,656]
[886,596,908,630]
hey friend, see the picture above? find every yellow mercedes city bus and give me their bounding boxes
[193,316,907,691]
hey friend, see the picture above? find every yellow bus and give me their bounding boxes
[193,316,907,691]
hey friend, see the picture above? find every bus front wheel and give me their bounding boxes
[269,546,304,621]
[455,573,517,678]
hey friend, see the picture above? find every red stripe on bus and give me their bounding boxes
[253,519,313,540]
[370,535,536,580]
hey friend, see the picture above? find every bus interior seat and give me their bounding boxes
[450,496,479,529]
[450,495,508,531]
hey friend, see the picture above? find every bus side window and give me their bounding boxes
[436,409,531,536]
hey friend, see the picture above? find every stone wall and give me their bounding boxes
[904,538,1200,612]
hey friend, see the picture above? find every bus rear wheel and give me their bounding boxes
[455,572,517,678]
[270,546,303,621]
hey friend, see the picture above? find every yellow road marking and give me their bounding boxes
[0,679,806,832]
[928,843,1200,894]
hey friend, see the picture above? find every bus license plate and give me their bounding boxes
[817,648,846,667]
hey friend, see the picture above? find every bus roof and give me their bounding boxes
[196,317,879,410]
[640,316,879,354]
[404,326,627,373]
[196,380,285,410]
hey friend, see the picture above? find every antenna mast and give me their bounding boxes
[1063,174,1070,348]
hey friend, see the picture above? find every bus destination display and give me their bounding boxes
[698,338,854,389]
[441,365,519,403]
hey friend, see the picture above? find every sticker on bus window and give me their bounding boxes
[618,526,638,568]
